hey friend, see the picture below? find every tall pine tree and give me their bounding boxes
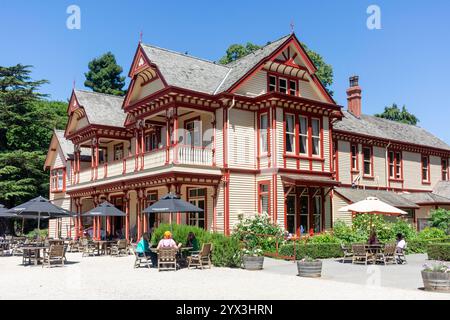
[84,52,126,96]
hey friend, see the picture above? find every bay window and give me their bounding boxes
[311,118,320,156]
[259,113,269,154]
[285,114,295,153]
[299,116,308,155]
[363,146,372,176]
[258,182,270,216]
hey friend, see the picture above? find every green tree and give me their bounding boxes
[219,41,334,93]
[0,64,68,235]
[429,208,450,234]
[375,103,419,125]
[84,52,126,96]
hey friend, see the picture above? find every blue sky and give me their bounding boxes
[1,0,449,143]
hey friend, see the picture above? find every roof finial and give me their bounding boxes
[72,78,76,90]
[290,20,295,34]
[139,30,143,43]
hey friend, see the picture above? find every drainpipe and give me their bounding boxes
[385,141,391,191]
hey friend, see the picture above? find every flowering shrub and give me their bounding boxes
[233,213,284,252]
[242,247,264,257]
[423,262,449,273]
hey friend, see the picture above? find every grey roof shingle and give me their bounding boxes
[74,90,126,128]
[400,191,450,204]
[140,35,291,95]
[335,187,419,209]
[54,129,91,159]
[215,35,291,93]
[334,111,450,151]
[141,44,230,95]
[432,181,450,200]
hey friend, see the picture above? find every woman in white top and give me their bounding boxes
[396,233,407,252]
[157,231,182,250]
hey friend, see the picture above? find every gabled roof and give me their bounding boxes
[433,181,450,200]
[140,44,230,95]
[400,191,450,205]
[335,187,419,209]
[74,90,126,128]
[139,33,330,99]
[334,110,450,151]
[215,35,291,93]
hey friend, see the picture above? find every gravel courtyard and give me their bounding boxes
[0,253,448,300]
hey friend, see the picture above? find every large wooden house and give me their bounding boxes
[45,33,450,239]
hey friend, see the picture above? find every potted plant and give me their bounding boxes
[421,262,450,292]
[242,247,264,270]
[297,256,322,278]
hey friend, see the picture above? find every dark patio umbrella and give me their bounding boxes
[143,193,204,214]
[7,196,73,230]
[82,201,126,217]
[0,204,17,218]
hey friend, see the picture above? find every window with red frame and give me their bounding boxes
[258,182,270,216]
[388,151,402,180]
[259,113,269,154]
[114,143,124,161]
[268,74,298,96]
[422,155,430,182]
[311,118,321,156]
[298,116,308,155]
[51,168,65,192]
[442,158,448,181]
[351,144,358,171]
[285,114,295,153]
[362,146,373,176]
[144,130,160,152]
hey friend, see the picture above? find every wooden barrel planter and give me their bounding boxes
[421,271,450,292]
[242,256,264,270]
[297,260,322,278]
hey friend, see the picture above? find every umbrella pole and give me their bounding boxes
[21,217,25,235]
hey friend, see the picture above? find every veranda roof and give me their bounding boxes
[339,197,407,216]
[143,193,203,214]
[82,201,126,217]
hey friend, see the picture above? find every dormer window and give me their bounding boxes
[279,78,287,94]
[269,75,276,92]
[289,80,297,96]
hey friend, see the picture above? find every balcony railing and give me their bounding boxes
[72,146,213,186]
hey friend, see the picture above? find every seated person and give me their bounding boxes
[396,233,407,252]
[136,232,157,267]
[185,232,200,252]
[368,230,380,245]
[157,231,182,250]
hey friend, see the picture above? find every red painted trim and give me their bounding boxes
[361,145,374,178]
[442,157,449,181]
[258,180,271,217]
[186,187,208,231]
[273,174,278,224]
[421,154,431,184]
[50,167,66,193]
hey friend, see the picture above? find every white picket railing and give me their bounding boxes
[143,149,166,170]
[177,145,212,166]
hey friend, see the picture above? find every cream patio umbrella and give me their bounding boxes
[339,196,407,229]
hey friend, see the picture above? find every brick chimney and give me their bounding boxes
[347,76,362,118]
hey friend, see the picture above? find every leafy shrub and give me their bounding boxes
[306,232,340,244]
[332,220,366,244]
[279,243,343,259]
[391,218,417,241]
[150,224,241,268]
[427,243,450,261]
[233,213,284,252]
[417,227,447,241]
[429,209,450,234]
[25,228,48,239]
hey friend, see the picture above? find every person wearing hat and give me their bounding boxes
[157,231,182,250]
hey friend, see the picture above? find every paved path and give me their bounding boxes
[0,253,448,300]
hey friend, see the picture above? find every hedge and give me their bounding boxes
[278,243,343,259]
[427,243,450,261]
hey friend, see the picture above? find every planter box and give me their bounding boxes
[297,260,322,278]
[421,271,450,292]
[242,256,264,270]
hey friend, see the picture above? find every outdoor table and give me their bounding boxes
[21,246,48,266]
[93,240,116,255]
[364,244,384,263]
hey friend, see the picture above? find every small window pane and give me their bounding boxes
[269,76,276,92]
[289,80,297,96]
[279,78,287,94]
[285,114,295,153]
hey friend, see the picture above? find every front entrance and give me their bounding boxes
[110,196,125,237]
[187,188,206,229]
[285,187,325,235]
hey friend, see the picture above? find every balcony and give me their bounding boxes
[71,145,214,186]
